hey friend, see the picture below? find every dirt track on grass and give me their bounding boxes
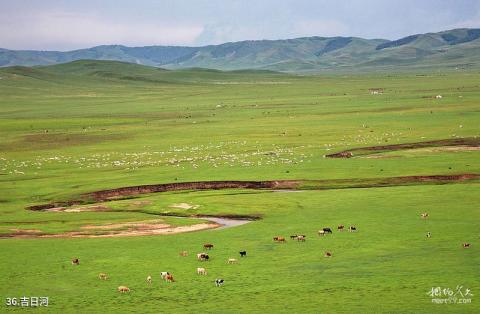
[325,138,480,158]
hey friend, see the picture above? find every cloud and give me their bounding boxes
[1,1,479,50]
[446,12,480,29]
[194,19,350,46]
[292,20,350,38]
[0,9,204,50]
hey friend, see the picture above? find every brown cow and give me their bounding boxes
[203,243,214,250]
[463,243,471,248]
[179,251,188,257]
[71,258,79,265]
[118,286,130,293]
[273,236,286,243]
[324,251,332,258]
[165,274,175,282]
[337,225,345,231]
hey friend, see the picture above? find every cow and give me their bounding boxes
[118,286,130,293]
[179,251,188,257]
[323,228,333,234]
[160,272,170,279]
[324,251,332,258]
[349,226,357,232]
[296,235,306,242]
[215,279,224,287]
[273,236,286,243]
[98,273,108,280]
[337,225,345,231]
[146,275,152,284]
[239,251,247,257]
[228,258,238,264]
[463,243,471,248]
[318,230,325,236]
[71,258,79,265]
[203,243,214,250]
[165,274,175,282]
[426,232,431,238]
[197,253,209,261]
[197,267,207,275]
[421,213,429,219]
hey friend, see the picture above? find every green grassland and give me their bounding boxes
[0,61,479,313]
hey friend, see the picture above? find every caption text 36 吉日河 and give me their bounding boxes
[5,297,48,307]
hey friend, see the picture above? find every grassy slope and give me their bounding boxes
[0,61,479,313]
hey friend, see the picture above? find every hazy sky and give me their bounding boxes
[1,0,479,51]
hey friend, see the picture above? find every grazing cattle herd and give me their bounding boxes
[68,213,471,293]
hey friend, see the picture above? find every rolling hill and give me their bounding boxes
[1,28,479,72]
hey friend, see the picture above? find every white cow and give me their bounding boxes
[197,267,207,275]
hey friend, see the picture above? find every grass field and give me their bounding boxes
[0,61,479,313]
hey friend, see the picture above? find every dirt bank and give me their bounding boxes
[26,175,479,212]
[0,221,221,239]
[326,138,480,158]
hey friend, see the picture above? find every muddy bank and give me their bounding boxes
[326,138,480,158]
[26,175,479,212]
[0,222,220,239]
[0,215,255,239]
[27,180,301,211]
[84,180,301,202]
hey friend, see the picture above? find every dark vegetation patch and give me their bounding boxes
[325,138,480,158]
[1,132,128,151]
[376,35,419,50]
[441,29,480,45]
[315,37,353,56]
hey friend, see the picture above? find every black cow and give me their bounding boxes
[215,279,224,287]
[323,228,333,234]
[71,258,79,265]
[349,226,357,232]
[239,251,247,257]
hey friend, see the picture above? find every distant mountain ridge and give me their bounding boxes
[1,28,479,72]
